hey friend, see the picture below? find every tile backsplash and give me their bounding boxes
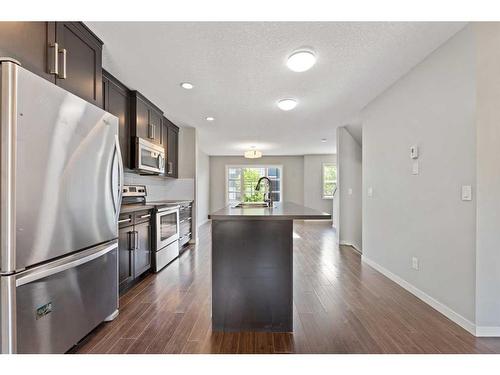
[124,172,194,201]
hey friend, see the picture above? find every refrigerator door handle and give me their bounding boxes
[0,60,18,274]
[15,242,118,287]
[111,135,124,221]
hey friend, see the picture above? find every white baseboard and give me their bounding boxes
[340,241,361,253]
[197,218,210,227]
[476,326,500,337]
[361,255,478,336]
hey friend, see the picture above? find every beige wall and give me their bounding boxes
[475,23,500,333]
[361,26,477,325]
[303,154,336,215]
[337,127,362,251]
[209,154,337,214]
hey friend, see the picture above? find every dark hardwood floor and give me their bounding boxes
[72,221,500,354]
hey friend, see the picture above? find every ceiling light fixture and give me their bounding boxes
[277,98,298,111]
[244,149,262,159]
[206,116,215,122]
[180,82,194,89]
[287,50,316,72]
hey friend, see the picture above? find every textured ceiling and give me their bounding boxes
[86,22,465,155]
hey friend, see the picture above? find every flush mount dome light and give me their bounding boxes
[206,116,215,122]
[180,82,194,89]
[287,50,316,72]
[277,98,298,111]
[244,149,262,159]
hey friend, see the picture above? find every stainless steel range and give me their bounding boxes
[122,185,180,273]
[0,58,123,353]
[154,205,180,271]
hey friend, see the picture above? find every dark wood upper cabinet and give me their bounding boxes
[163,116,179,178]
[103,69,131,169]
[130,91,163,145]
[0,22,102,106]
[0,22,56,82]
[55,22,103,106]
[1,22,183,179]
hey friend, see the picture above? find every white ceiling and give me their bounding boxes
[86,22,466,155]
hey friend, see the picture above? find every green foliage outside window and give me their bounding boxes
[242,168,264,202]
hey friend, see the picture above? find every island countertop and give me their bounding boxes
[208,201,331,221]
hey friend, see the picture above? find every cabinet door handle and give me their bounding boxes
[48,42,59,75]
[58,48,67,79]
[134,231,139,249]
[118,218,131,224]
[139,214,151,219]
[128,232,133,251]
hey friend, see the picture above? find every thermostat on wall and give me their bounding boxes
[410,145,419,159]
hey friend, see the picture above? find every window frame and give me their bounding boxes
[322,163,337,200]
[225,164,283,205]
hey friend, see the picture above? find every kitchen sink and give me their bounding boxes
[234,202,270,208]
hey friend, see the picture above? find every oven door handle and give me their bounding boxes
[157,206,180,213]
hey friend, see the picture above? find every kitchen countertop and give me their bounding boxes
[120,199,193,214]
[208,202,331,221]
[120,204,155,214]
[147,200,193,206]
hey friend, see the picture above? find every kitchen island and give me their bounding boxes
[208,202,331,332]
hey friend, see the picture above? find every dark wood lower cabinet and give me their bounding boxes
[118,224,134,292]
[134,218,152,278]
[118,210,152,294]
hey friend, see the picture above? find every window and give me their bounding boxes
[226,166,282,204]
[322,164,337,199]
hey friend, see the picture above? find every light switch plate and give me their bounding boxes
[412,161,419,175]
[348,188,353,195]
[412,257,419,270]
[462,185,472,201]
[367,187,373,198]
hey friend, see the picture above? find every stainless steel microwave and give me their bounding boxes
[135,137,165,174]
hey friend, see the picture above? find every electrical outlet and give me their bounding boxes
[412,257,419,270]
[348,188,353,195]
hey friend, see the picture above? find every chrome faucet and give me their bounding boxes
[255,176,273,207]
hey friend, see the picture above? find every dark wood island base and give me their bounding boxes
[209,202,331,333]
[212,219,293,332]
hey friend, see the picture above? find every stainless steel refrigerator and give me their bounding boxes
[0,58,124,353]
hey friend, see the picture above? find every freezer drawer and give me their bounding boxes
[15,242,118,354]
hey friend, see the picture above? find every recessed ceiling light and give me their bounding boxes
[277,98,298,111]
[180,82,194,89]
[287,50,316,72]
[206,116,215,122]
[321,138,327,143]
